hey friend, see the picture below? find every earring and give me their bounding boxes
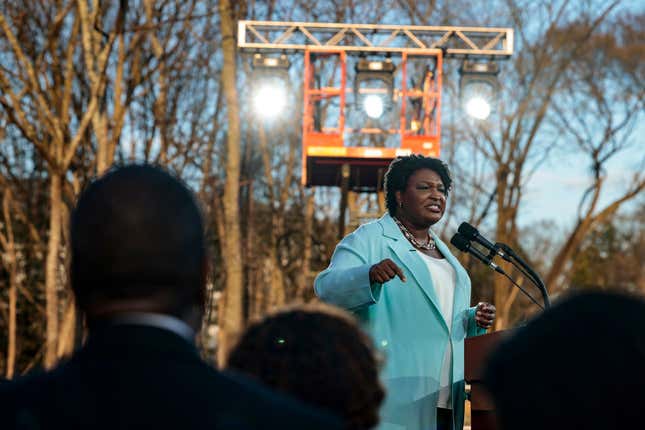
[398,201,403,208]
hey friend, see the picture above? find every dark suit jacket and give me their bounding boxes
[0,324,342,430]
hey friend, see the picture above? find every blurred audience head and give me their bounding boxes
[484,290,645,429]
[70,164,207,330]
[227,302,385,430]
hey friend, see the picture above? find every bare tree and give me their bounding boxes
[0,1,186,367]
[0,139,48,375]
[460,1,621,328]
[0,5,103,366]
[545,14,645,291]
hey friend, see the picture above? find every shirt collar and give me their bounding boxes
[110,312,196,343]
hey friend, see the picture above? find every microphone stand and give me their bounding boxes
[495,242,551,308]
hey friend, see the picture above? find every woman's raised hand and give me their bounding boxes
[475,302,496,329]
[369,259,406,284]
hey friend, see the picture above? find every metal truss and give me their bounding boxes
[238,21,513,58]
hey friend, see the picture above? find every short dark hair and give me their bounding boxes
[70,164,206,315]
[227,303,385,430]
[484,290,645,429]
[384,155,452,216]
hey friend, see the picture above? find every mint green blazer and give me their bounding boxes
[315,214,485,430]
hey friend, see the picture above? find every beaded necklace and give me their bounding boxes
[393,216,436,251]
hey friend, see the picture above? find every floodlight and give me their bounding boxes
[354,59,396,119]
[465,96,491,120]
[253,80,288,119]
[459,61,499,120]
[251,53,291,121]
[363,94,385,119]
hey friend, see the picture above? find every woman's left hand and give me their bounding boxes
[475,302,496,329]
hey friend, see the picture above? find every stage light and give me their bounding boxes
[363,94,385,119]
[465,96,491,120]
[354,59,396,119]
[459,61,499,120]
[251,53,291,121]
[253,80,288,119]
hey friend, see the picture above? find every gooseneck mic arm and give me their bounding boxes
[450,233,544,310]
[456,222,551,309]
[496,242,551,308]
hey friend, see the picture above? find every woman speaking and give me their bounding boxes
[314,155,495,430]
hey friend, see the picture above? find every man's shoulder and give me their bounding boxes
[0,362,66,397]
[202,368,342,429]
[0,364,68,427]
[1,359,341,430]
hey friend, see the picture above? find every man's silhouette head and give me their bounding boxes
[70,164,207,330]
[484,290,645,429]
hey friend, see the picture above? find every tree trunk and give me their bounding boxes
[250,261,266,321]
[257,122,288,310]
[493,171,512,330]
[7,268,17,379]
[296,191,314,300]
[267,205,286,308]
[57,300,77,358]
[44,172,62,368]
[94,112,110,175]
[268,249,285,308]
[244,180,255,321]
[2,190,17,378]
[217,0,244,366]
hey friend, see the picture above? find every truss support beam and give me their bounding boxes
[238,21,513,58]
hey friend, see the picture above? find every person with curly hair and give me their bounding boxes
[315,155,495,430]
[227,303,385,430]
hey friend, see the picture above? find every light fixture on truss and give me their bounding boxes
[459,61,500,120]
[251,53,291,120]
[354,59,396,120]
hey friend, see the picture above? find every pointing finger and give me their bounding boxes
[386,260,406,282]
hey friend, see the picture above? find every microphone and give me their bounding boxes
[451,232,545,310]
[450,233,505,274]
[458,222,511,261]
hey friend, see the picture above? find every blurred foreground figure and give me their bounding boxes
[228,302,385,430]
[484,290,645,429]
[0,165,341,430]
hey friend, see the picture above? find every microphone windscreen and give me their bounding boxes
[450,233,471,252]
[457,222,478,239]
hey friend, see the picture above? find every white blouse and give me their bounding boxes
[419,252,456,409]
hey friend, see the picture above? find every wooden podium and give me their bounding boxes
[465,330,510,430]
